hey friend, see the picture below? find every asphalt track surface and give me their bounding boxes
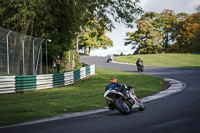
[1,56,200,133]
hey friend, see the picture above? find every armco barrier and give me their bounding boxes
[0,65,95,94]
[36,74,53,90]
[53,73,65,87]
[80,67,86,79]
[0,76,15,94]
[86,66,90,76]
[64,71,74,86]
[74,69,80,82]
[15,75,37,92]
[90,65,95,75]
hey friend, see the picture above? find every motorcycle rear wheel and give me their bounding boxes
[114,99,131,115]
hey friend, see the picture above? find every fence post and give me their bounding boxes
[22,35,27,75]
[45,39,51,74]
[6,31,11,74]
[35,39,44,75]
[35,45,41,75]
[40,43,42,74]
[32,38,37,75]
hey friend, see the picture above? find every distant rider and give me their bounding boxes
[136,58,143,66]
[107,55,113,62]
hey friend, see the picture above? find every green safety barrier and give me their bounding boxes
[74,69,80,82]
[86,66,90,76]
[53,73,65,87]
[15,75,36,92]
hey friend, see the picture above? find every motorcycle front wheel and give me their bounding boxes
[114,99,131,115]
[139,102,145,111]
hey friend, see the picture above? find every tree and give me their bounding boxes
[193,5,200,53]
[196,5,200,13]
[79,19,113,54]
[125,13,163,54]
[175,13,200,53]
[152,9,177,51]
[0,0,143,60]
[125,9,197,54]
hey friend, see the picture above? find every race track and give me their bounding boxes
[1,56,200,133]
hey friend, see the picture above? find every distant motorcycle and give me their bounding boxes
[137,62,144,72]
[104,84,145,115]
[107,55,113,63]
[107,58,112,63]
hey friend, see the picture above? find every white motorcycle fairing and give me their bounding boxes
[104,89,123,102]
[104,85,145,114]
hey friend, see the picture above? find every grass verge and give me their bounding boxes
[0,67,167,126]
[114,53,200,67]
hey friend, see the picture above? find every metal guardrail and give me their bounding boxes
[0,76,15,94]
[0,65,95,94]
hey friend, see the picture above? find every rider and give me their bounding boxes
[105,78,132,100]
[105,78,132,110]
[108,55,113,61]
[136,58,143,66]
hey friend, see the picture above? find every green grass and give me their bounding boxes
[114,53,200,67]
[0,67,167,126]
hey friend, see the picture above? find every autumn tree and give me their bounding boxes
[193,5,200,53]
[175,12,200,53]
[125,9,198,54]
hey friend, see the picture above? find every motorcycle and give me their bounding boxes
[107,58,112,63]
[104,84,145,115]
[107,55,113,63]
[137,62,144,72]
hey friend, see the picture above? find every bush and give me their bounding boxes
[60,50,83,72]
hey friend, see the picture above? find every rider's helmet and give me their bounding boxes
[110,78,117,83]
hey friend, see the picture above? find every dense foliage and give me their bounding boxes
[79,19,113,54]
[125,6,200,54]
[0,0,143,60]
